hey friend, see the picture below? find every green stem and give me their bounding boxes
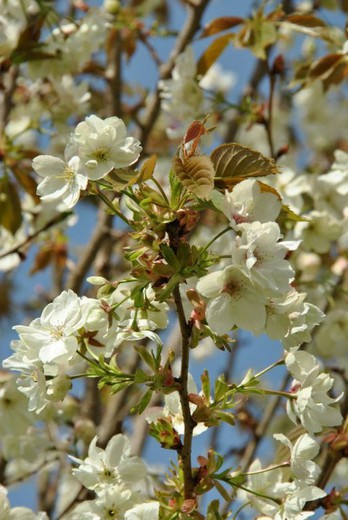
[255,388,296,399]
[152,177,170,205]
[96,189,131,227]
[199,226,232,258]
[232,483,281,504]
[253,358,285,380]
[241,461,290,476]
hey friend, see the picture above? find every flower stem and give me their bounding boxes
[199,226,232,258]
[253,358,285,380]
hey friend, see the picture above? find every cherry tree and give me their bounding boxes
[0,1,348,519]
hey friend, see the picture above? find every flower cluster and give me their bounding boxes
[33,115,142,209]
[196,179,324,351]
[69,433,159,520]
[245,433,326,519]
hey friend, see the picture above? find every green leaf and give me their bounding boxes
[158,273,183,302]
[279,203,309,223]
[160,243,181,270]
[206,500,223,520]
[197,33,232,76]
[169,169,184,209]
[214,410,235,426]
[211,143,279,190]
[131,389,153,414]
[201,370,211,403]
[214,375,229,403]
[134,368,151,384]
[213,479,231,502]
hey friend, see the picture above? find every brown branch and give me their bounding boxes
[173,285,196,501]
[0,211,72,261]
[67,207,113,293]
[131,321,182,456]
[105,28,123,118]
[139,0,211,151]
[0,65,18,134]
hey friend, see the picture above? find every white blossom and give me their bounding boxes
[66,115,142,180]
[71,434,147,492]
[244,459,289,517]
[13,290,85,366]
[124,502,160,520]
[285,351,343,433]
[282,300,325,351]
[196,265,267,335]
[69,486,138,520]
[159,46,203,134]
[294,210,341,254]
[231,221,298,292]
[273,433,321,483]
[34,154,88,208]
[219,179,282,229]
[3,342,51,413]
[199,63,236,94]
[274,480,326,520]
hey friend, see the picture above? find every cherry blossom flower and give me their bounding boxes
[69,487,137,520]
[196,265,267,335]
[71,434,147,492]
[13,290,85,366]
[66,115,142,180]
[273,433,321,483]
[34,154,88,208]
[231,221,299,292]
[159,46,203,133]
[285,351,343,433]
[219,179,282,229]
[294,210,341,254]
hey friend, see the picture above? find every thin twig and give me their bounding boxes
[67,208,113,293]
[139,0,211,152]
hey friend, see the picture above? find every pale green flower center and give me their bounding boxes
[62,166,76,183]
[98,463,124,487]
[51,326,64,340]
[90,147,111,162]
[104,507,119,519]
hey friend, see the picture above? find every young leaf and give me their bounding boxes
[197,33,232,76]
[200,16,244,38]
[285,13,327,27]
[211,143,279,189]
[131,389,153,414]
[172,155,215,199]
[137,154,157,183]
[0,179,22,234]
